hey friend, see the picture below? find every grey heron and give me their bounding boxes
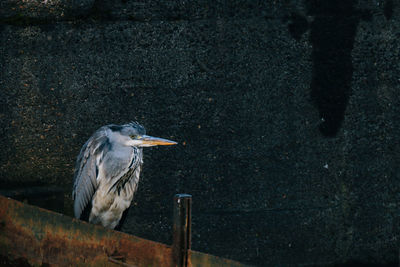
[72,122,177,229]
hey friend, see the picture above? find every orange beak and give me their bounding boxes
[138,135,177,147]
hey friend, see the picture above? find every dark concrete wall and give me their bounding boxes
[1,0,400,266]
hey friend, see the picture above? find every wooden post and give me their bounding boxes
[172,194,192,267]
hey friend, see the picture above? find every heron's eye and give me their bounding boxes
[130,135,139,139]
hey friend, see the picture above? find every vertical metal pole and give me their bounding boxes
[172,194,192,267]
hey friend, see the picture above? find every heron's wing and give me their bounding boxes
[72,128,110,219]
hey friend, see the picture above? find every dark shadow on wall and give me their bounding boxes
[307,0,360,137]
[384,0,394,20]
[288,0,373,137]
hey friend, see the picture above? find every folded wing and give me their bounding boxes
[72,127,110,219]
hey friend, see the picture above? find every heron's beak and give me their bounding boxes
[138,135,177,147]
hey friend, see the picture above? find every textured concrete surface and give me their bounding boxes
[0,0,94,21]
[1,0,399,266]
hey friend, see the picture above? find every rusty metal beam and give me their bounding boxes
[0,195,251,267]
[0,195,173,267]
[172,194,192,267]
[190,250,253,267]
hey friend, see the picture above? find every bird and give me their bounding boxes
[72,122,177,229]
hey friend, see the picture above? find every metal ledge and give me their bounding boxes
[0,195,250,267]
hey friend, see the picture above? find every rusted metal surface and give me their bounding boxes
[189,250,252,267]
[0,195,173,267]
[172,194,192,267]
[0,195,251,267]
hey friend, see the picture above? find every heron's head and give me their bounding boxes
[109,122,177,147]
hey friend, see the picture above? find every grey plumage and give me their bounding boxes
[72,122,176,229]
